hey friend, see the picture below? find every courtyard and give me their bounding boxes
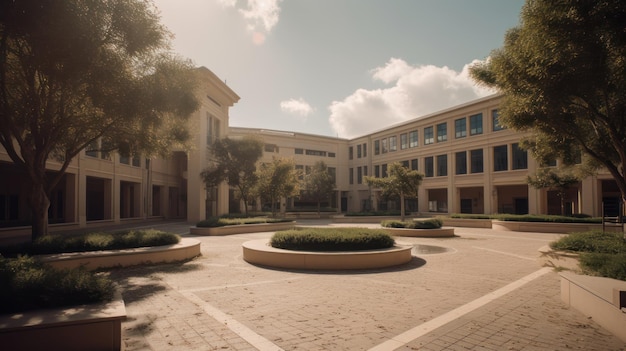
[109,220,626,350]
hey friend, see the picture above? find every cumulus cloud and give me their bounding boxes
[218,0,282,45]
[328,58,496,139]
[280,98,314,119]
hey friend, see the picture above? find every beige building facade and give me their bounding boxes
[0,72,621,236]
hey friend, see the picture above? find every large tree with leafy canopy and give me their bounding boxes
[365,162,423,221]
[200,137,263,216]
[0,0,199,240]
[470,0,626,213]
[301,161,336,216]
[254,157,300,217]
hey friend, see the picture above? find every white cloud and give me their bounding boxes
[328,58,496,138]
[218,0,282,45]
[280,98,314,119]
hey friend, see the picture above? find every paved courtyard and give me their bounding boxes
[108,220,626,350]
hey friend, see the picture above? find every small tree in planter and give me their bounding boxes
[254,157,300,217]
[527,168,581,216]
[301,161,336,216]
[365,162,424,221]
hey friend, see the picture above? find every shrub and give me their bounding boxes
[493,214,601,223]
[0,255,115,314]
[381,218,443,229]
[0,230,180,256]
[196,217,291,227]
[270,227,394,251]
[449,213,492,220]
[579,253,626,281]
[549,231,626,254]
[345,210,402,217]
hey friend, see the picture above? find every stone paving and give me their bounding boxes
[107,220,626,350]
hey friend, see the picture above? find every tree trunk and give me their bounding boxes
[28,181,50,241]
[400,192,406,221]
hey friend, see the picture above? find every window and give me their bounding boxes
[455,151,467,175]
[455,118,466,138]
[492,109,504,131]
[389,136,397,151]
[349,146,353,160]
[382,138,388,153]
[295,148,303,155]
[374,140,380,155]
[411,158,418,171]
[437,154,447,176]
[374,165,380,178]
[512,143,528,170]
[328,167,337,183]
[363,143,367,157]
[401,160,409,168]
[425,157,434,177]
[357,167,363,184]
[470,149,483,173]
[305,149,326,156]
[132,155,141,167]
[470,113,483,135]
[206,113,220,145]
[400,133,408,149]
[363,166,368,176]
[424,126,434,145]
[328,152,336,158]
[382,164,388,177]
[86,140,98,158]
[436,123,447,142]
[494,145,508,171]
[349,168,354,184]
[409,131,418,148]
[264,144,278,153]
[357,144,362,158]
[119,155,130,165]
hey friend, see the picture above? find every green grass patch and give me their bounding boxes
[270,227,395,251]
[550,230,626,281]
[0,229,180,256]
[345,210,402,217]
[381,218,443,229]
[448,213,493,220]
[196,217,292,228]
[0,255,115,314]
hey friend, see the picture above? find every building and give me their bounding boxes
[0,70,621,238]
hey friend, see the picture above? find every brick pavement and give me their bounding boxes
[107,221,626,350]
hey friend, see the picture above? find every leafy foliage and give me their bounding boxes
[449,213,599,223]
[254,157,300,216]
[270,228,395,251]
[579,253,626,281]
[0,0,199,239]
[301,161,336,214]
[527,168,582,216]
[196,217,292,228]
[470,0,626,210]
[0,255,115,314]
[201,137,263,215]
[365,162,424,221]
[381,218,443,229]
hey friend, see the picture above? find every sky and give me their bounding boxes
[151,0,526,139]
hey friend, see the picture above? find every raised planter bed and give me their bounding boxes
[332,215,404,224]
[242,238,413,270]
[189,221,295,236]
[39,237,201,271]
[0,290,126,351]
[560,272,626,343]
[492,220,602,233]
[442,218,492,228]
[383,226,455,237]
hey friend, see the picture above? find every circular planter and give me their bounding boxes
[242,239,413,270]
[383,226,455,237]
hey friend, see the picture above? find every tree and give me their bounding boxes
[254,157,300,217]
[0,0,199,240]
[470,0,626,214]
[365,162,423,221]
[301,161,336,216]
[527,168,581,216]
[200,137,263,215]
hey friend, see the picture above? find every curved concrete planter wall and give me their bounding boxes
[384,227,455,237]
[242,239,413,270]
[332,215,404,224]
[442,218,492,228]
[189,221,295,236]
[39,238,201,271]
[0,290,126,351]
[492,220,602,233]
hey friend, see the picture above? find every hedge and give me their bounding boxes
[270,227,395,251]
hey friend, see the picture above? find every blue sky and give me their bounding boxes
[152,0,525,138]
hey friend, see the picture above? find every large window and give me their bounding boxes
[349,168,354,184]
[436,123,447,142]
[411,158,418,170]
[382,138,388,153]
[357,167,363,184]
[374,140,380,155]
[437,154,448,176]
[389,136,397,151]
[493,145,508,171]
[425,156,434,177]
[374,165,380,178]
[349,146,353,160]
[363,143,367,157]
[382,164,388,177]
[470,149,483,173]
[206,113,220,145]
[492,109,504,131]
[455,118,466,138]
[400,133,408,150]
[357,144,362,158]
[512,143,528,170]
[455,151,467,175]
[424,126,434,145]
[409,130,418,147]
[470,113,483,136]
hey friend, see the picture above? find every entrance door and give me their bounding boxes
[460,199,472,214]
